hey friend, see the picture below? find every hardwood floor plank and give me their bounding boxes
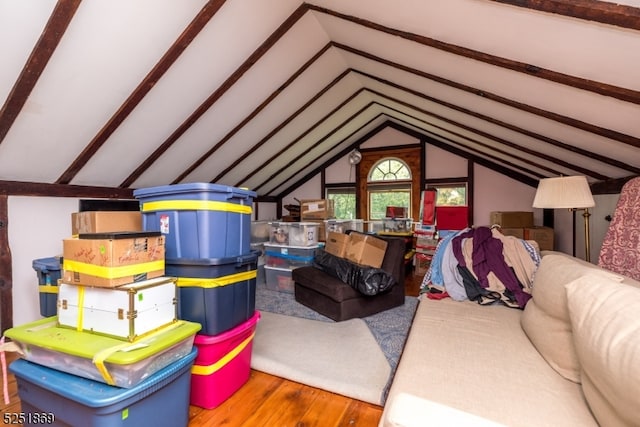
[297,390,352,427]
[188,370,284,426]
[240,380,323,426]
[338,399,384,427]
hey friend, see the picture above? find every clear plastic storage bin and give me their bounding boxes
[269,221,319,246]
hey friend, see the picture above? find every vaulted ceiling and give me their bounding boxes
[1,0,639,198]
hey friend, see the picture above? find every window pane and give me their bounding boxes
[434,186,467,206]
[369,190,410,219]
[327,191,356,219]
[369,158,411,182]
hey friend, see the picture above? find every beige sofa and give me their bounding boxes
[380,252,640,427]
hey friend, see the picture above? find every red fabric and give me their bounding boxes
[435,206,469,230]
[420,190,437,225]
[598,177,640,281]
[427,291,450,300]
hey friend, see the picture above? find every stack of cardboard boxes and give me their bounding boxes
[490,211,554,251]
[300,199,335,241]
[324,231,388,268]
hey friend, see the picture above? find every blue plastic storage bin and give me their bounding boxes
[32,256,62,317]
[9,348,197,427]
[133,183,256,259]
[166,252,258,336]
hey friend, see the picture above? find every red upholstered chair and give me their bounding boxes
[598,176,640,281]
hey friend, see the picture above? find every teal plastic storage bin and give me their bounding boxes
[32,256,62,317]
[9,348,197,427]
[133,183,256,259]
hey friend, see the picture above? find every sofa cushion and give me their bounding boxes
[520,253,624,383]
[566,276,640,426]
[381,298,597,427]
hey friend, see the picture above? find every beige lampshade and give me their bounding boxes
[532,176,595,209]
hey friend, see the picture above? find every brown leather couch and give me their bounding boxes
[291,234,406,321]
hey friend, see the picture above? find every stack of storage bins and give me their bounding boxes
[264,221,320,293]
[32,256,62,317]
[7,229,201,426]
[250,220,271,286]
[299,199,334,242]
[133,183,260,409]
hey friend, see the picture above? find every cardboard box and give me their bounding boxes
[345,233,387,268]
[300,199,335,220]
[499,227,525,239]
[490,211,534,228]
[524,226,554,251]
[71,211,142,235]
[57,276,177,341]
[498,226,554,251]
[325,232,350,258]
[62,232,165,288]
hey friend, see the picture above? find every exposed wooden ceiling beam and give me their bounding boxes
[252,102,379,193]
[384,119,540,187]
[363,82,612,180]
[490,0,640,31]
[119,3,309,188]
[275,115,541,199]
[309,4,640,106]
[0,180,132,198]
[182,35,637,194]
[232,83,365,188]
[57,0,227,185]
[378,104,550,179]
[0,0,82,146]
[387,117,538,187]
[273,116,390,198]
[337,43,640,156]
[590,175,639,194]
[0,195,13,333]
[354,69,640,174]
[173,43,334,184]
[376,101,565,178]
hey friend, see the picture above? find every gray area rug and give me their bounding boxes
[252,282,418,404]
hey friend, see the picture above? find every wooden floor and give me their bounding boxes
[1,270,423,427]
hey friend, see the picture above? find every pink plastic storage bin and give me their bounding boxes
[190,310,260,409]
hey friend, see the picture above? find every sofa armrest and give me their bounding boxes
[377,235,406,286]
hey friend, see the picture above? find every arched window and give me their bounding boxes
[369,158,412,181]
[367,158,412,220]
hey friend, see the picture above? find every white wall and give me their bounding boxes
[8,196,79,326]
[582,193,620,263]
[282,173,322,212]
[254,201,278,221]
[325,152,356,184]
[473,164,538,226]
[361,126,419,149]
[425,145,467,178]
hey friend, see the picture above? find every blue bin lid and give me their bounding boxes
[9,348,197,407]
[32,256,62,272]
[133,183,256,200]
[165,250,259,268]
